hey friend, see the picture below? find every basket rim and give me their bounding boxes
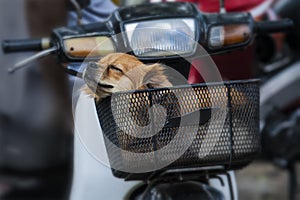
[109,78,260,95]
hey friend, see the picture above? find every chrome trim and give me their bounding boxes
[260,61,300,130]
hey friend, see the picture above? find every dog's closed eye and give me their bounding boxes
[108,65,123,73]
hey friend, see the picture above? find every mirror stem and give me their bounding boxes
[70,0,83,26]
[219,0,226,13]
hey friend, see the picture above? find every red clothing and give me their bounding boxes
[178,0,266,12]
[183,0,268,83]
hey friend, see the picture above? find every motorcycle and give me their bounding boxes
[2,2,292,200]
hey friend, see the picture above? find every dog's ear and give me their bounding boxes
[142,63,172,89]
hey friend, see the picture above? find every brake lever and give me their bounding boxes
[8,46,58,73]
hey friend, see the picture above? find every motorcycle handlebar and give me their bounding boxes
[254,19,294,34]
[2,38,52,53]
[1,19,294,55]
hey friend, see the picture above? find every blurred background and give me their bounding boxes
[0,0,72,199]
[1,0,300,199]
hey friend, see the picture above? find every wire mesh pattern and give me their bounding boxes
[96,80,260,179]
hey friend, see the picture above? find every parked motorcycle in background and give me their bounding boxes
[1,1,294,200]
[258,0,300,199]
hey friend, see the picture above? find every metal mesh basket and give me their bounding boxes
[96,79,260,179]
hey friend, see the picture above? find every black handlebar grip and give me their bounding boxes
[255,19,294,34]
[2,38,51,53]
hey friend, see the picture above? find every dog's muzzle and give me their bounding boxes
[83,61,114,90]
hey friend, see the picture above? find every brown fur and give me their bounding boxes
[83,53,172,101]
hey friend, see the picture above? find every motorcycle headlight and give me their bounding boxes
[124,18,197,58]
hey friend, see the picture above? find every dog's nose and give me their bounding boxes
[83,62,101,85]
[87,61,98,69]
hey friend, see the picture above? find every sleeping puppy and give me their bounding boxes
[83,53,172,102]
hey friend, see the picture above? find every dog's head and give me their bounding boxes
[83,53,172,101]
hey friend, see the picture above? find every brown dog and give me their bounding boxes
[83,53,172,101]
